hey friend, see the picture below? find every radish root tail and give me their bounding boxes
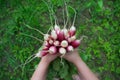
[14,54,37,72]
[60,54,65,67]
[21,55,37,76]
[80,35,88,42]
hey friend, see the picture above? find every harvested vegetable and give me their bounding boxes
[18,0,87,68]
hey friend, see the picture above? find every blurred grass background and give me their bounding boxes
[0,0,120,80]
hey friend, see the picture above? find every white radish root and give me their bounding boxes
[61,40,68,47]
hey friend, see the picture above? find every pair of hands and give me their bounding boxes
[32,50,99,80]
[33,50,99,80]
[41,50,81,65]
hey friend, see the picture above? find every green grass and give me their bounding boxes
[0,0,120,80]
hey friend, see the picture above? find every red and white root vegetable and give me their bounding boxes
[34,1,86,58]
[49,46,57,54]
[67,45,74,52]
[19,1,88,68]
[37,25,82,57]
[59,47,66,55]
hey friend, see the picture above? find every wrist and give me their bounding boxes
[41,58,51,65]
[73,57,83,66]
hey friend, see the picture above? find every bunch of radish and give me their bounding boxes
[33,1,87,58]
[17,24,86,69]
[18,1,87,68]
[36,24,81,57]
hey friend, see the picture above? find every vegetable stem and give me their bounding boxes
[23,23,45,36]
[63,9,65,27]
[64,1,69,28]
[69,6,77,26]
[49,0,59,26]
[67,6,77,29]
[42,0,54,29]
[20,33,44,43]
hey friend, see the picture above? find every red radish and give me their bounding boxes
[71,40,80,48]
[57,30,64,41]
[67,38,72,43]
[49,39,54,45]
[70,35,76,41]
[63,28,67,34]
[43,46,49,50]
[59,47,66,54]
[67,36,76,43]
[69,26,76,36]
[61,40,68,47]
[63,28,69,39]
[36,50,48,57]
[54,24,60,31]
[51,30,57,39]
[56,29,60,35]
[67,45,74,52]
[54,40,60,46]
[49,46,57,54]
[44,41,50,47]
[44,34,49,40]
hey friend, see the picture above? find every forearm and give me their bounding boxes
[74,58,99,80]
[31,59,49,80]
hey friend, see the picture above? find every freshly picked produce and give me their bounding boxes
[18,1,87,67]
